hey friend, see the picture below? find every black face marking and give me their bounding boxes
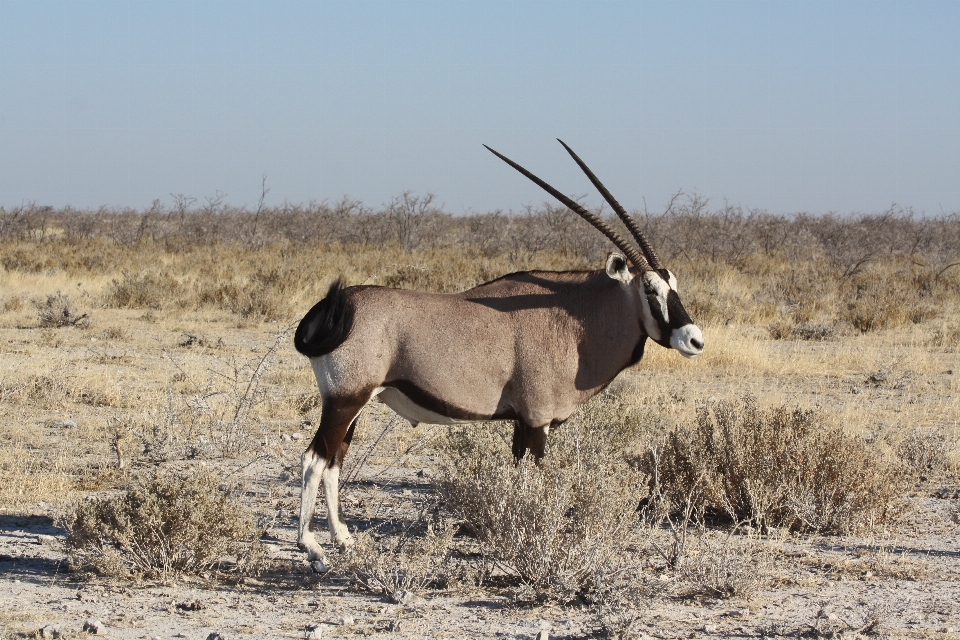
[386,379,518,422]
[666,290,693,328]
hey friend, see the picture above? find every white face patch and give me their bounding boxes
[641,271,671,321]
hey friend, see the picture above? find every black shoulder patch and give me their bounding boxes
[628,336,648,367]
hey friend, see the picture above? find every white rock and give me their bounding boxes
[82,619,104,634]
[38,625,61,639]
[291,432,304,440]
[341,615,355,626]
[304,624,323,639]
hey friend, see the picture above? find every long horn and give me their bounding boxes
[556,139,663,270]
[484,145,649,270]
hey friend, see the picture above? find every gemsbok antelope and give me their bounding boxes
[294,140,704,567]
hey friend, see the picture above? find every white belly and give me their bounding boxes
[374,387,476,426]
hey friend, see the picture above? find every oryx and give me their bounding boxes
[294,140,704,566]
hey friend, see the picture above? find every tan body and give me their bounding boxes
[325,270,644,428]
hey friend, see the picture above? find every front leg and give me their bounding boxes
[511,421,550,462]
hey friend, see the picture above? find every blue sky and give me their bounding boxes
[1,0,958,215]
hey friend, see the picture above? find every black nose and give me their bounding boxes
[691,338,704,351]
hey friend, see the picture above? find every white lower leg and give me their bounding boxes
[322,464,352,547]
[298,449,327,561]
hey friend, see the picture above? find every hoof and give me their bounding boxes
[310,559,330,574]
[332,527,354,549]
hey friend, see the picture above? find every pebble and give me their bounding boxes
[305,623,323,639]
[36,534,59,546]
[291,432,304,440]
[82,619,104,634]
[703,623,719,633]
[341,615,355,626]
[281,434,292,443]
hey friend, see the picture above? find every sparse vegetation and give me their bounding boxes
[0,198,958,635]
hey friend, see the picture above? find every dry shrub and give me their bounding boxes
[3,294,23,312]
[437,418,645,602]
[643,396,903,534]
[341,517,461,599]
[768,320,835,341]
[927,322,960,351]
[102,270,182,310]
[65,468,263,579]
[34,291,88,328]
[677,531,766,599]
[197,268,294,321]
[896,428,949,476]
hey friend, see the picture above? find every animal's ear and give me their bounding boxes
[605,252,633,283]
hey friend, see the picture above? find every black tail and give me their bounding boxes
[294,278,355,358]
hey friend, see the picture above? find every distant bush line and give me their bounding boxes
[2,194,959,335]
[2,193,959,270]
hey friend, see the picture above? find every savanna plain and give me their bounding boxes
[0,197,958,639]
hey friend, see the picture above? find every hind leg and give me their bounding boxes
[298,394,367,561]
[323,414,358,547]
